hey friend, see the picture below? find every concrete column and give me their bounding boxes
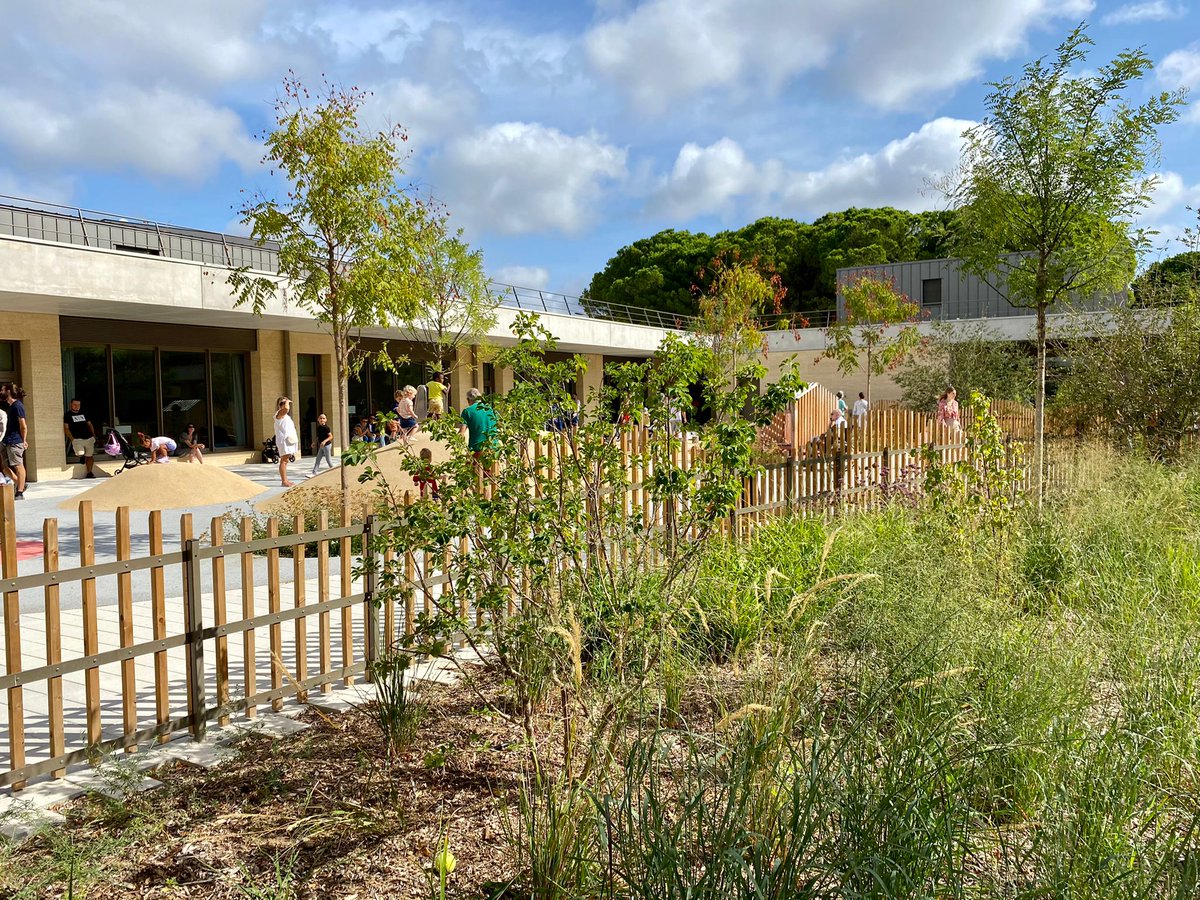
[495,364,515,397]
[450,344,479,413]
[12,313,64,482]
[577,353,604,414]
[250,329,285,447]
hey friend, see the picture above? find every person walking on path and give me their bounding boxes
[63,398,98,478]
[835,390,848,418]
[851,392,868,426]
[459,387,496,460]
[425,371,446,420]
[937,387,961,432]
[274,396,300,487]
[2,384,29,498]
[311,413,335,474]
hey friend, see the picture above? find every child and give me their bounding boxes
[414,447,439,500]
[138,432,177,463]
[396,386,418,441]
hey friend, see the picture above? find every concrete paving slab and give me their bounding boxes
[0,807,66,844]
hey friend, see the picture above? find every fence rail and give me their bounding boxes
[1,407,1031,791]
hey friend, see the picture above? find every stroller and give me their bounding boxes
[261,436,280,464]
[103,429,150,474]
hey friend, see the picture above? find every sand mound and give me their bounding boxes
[257,432,453,520]
[59,462,267,512]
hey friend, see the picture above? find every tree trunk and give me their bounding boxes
[334,332,351,526]
[1033,301,1047,510]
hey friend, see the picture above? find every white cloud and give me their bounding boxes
[434,122,627,236]
[1137,171,1200,250]
[365,78,482,147]
[5,1,283,86]
[645,118,973,221]
[653,138,759,218]
[1101,1,1186,25]
[0,86,259,181]
[585,0,1093,113]
[1159,43,1200,121]
[494,265,551,288]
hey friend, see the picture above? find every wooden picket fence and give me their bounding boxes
[0,407,1031,792]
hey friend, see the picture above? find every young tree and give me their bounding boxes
[821,271,921,404]
[229,77,431,519]
[896,322,1035,413]
[946,25,1185,502]
[394,209,496,382]
[1057,293,1200,461]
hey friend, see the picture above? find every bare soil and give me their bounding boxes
[1,668,532,899]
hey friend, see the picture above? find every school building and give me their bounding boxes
[0,199,674,484]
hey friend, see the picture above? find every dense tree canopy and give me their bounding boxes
[583,208,956,318]
[1132,251,1200,305]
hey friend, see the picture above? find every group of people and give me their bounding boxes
[274,371,457,488]
[828,390,870,429]
[826,387,962,432]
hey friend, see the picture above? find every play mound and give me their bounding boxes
[59,463,267,512]
[257,432,453,521]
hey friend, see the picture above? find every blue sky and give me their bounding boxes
[1,0,1197,295]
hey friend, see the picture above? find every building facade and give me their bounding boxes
[0,200,668,483]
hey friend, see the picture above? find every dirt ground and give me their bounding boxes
[1,667,532,899]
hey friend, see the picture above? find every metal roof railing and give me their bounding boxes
[0,194,699,332]
[488,282,695,330]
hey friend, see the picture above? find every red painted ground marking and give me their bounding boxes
[0,539,44,564]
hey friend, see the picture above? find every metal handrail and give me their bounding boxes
[0,194,699,332]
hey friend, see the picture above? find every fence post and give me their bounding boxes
[363,516,379,679]
[183,538,206,741]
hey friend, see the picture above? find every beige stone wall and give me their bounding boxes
[9,313,64,483]
[765,351,904,404]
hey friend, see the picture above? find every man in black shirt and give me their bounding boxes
[63,398,97,478]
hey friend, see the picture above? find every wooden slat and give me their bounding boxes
[340,527,353,685]
[211,516,230,726]
[179,513,194,710]
[1,485,25,788]
[383,545,395,651]
[43,518,65,778]
[149,510,170,739]
[79,500,101,748]
[266,517,283,710]
[316,509,331,693]
[403,493,415,637]
[240,516,257,718]
[292,515,307,703]
[115,506,137,747]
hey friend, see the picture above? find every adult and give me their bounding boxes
[835,390,848,418]
[63,397,97,478]
[177,423,205,463]
[137,432,177,463]
[459,387,496,458]
[425,371,446,420]
[851,392,868,425]
[829,408,847,430]
[274,396,300,487]
[311,413,334,474]
[937,387,961,432]
[2,384,29,499]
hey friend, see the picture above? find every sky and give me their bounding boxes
[1,0,1198,296]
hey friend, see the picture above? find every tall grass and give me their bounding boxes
[506,447,1200,897]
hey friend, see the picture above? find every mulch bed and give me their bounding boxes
[2,667,535,899]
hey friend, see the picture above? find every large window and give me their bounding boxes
[62,344,249,453]
[112,348,157,438]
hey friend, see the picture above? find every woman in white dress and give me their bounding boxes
[274,396,300,487]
